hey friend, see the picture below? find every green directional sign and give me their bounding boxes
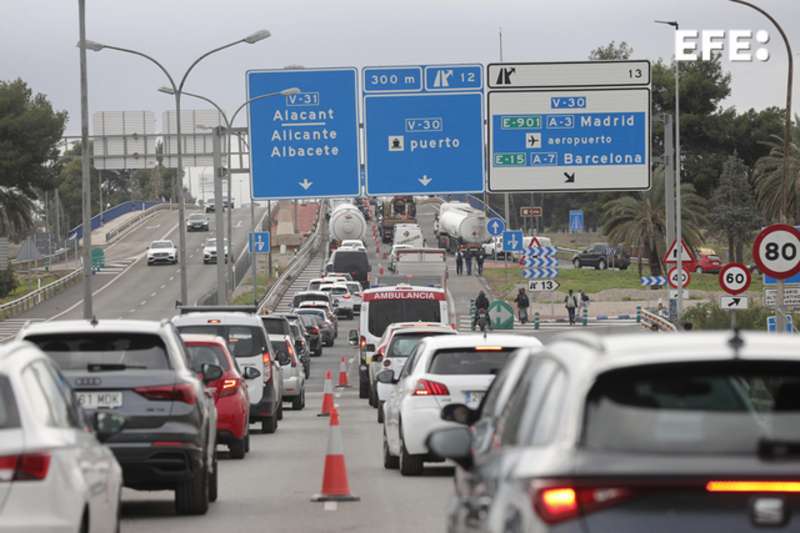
[90,248,105,269]
[489,299,514,330]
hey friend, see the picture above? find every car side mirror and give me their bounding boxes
[201,363,223,383]
[426,427,473,470]
[242,366,261,380]
[376,369,397,384]
[277,352,291,366]
[348,330,359,345]
[93,411,126,443]
[441,403,480,426]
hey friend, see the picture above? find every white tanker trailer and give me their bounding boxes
[436,202,488,253]
[329,202,367,247]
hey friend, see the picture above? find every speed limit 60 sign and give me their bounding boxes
[753,224,800,279]
[668,267,691,289]
[719,262,751,295]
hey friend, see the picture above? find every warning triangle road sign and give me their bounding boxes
[663,238,696,264]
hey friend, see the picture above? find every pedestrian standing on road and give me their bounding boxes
[514,287,530,323]
[578,290,589,313]
[465,249,473,275]
[565,289,578,325]
[476,248,485,275]
[455,248,464,276]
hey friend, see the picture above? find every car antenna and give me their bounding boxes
[728,327,744,358]
[90,315,98,326]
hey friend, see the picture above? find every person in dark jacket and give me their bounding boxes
[455,248,464,275]
[465,249,473,275]
[476,249,486,275]
[514,287,530,323]
[472,290,490,330]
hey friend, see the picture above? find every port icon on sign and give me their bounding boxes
[388,135,405,151]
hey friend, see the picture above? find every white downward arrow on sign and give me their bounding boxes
[418,175,432,186]
[299,178,313,190]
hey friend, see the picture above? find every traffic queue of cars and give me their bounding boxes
[2,301,329,530]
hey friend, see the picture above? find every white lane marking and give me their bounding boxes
[129,309,136,313]
[145,224,160,230]
[150,292,157,297]
[235,220,243,228]
[169,276,175,281]
[140,300,147,306]
[323,502,338,511]
[160,284,166,289]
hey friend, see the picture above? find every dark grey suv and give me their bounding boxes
[572,242,630,270]
[20,319,219,515]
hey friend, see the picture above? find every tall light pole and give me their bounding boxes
[77,0,93,318]
[655,19,685,323]
[80,29,271,306]
[728,0,794,332]
[167,87,300,304]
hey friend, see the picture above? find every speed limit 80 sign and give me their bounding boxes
[752,224,800,279]
[719,263,751,295]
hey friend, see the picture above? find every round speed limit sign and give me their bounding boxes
[668,267,691,289]
[752,224,800,279]
[719,262,751,295]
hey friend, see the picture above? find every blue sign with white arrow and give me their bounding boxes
[487,217,505,237]
[523,246,558,257]
[523,257,558,268]
[523,268,559,279]
[247,68,360,199]
[363,64,484,195]
[249,231,271,254]
[502,230,524,252]
[569,209,585,233]
[767,314,793,333]
[640,276,666,287]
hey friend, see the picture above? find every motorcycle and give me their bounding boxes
[474,308,491,333]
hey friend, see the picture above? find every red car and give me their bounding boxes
[685,250,723,274]
[182,334,252,459]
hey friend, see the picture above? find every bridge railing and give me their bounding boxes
[640,308,678,332]
[0,268,83,320]
[103,203,173,243]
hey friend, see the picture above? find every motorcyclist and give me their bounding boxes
[513,287,530,323]
[472,290,490,331]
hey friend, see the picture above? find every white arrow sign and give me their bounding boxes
[720,296,749,310]
[529,280,560,292]
[491,304,513,326]
[299,178,313,190]
[418,175,432,187]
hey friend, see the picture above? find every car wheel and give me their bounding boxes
[369,384,378,408]
[292,391,304,410]
[359,370,370,399]
[244,430,250,453]
[572,258,580,269]
[262,416,277,434]
[377,400,385,424]
[174,458,209,515]
[597,259,606,270]
[383,428,399,470]
[229,438,246,459]
[399,424,424,476]
[209,450,218,502]
[79,507,89,533]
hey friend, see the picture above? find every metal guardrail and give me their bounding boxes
[640,308,678,332]
[104,203,172,243]
[257,205,326,314]
[0,268,83,320]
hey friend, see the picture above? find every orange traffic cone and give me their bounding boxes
[311,406,359,502]
[317,369,334,417]
[337,356,350,388]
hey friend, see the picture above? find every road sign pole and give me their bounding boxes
[673,45,684,324]
[78,0,93,319]
[213,127,226,305]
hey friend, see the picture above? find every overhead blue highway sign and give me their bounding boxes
[502,230,524,252]
[487,217,505,237]
[363,64,484,196]
[249,232,270,253]
[247,68,360,199]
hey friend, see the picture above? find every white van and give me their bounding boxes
[392,224,425,248]
[356,284,449,406]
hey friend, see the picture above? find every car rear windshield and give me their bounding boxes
[297,310,325,321]
[367,300,441,337]
[0,376,21,429]
[299,315,318,327]
[27,333,170,370]
[388,332,452,357]
[176,325,266,359]
[261,317,290,336]
[293,293,330,307]
[428,348,515,375]
[185,344,230,372]
[584,361,800,454]
[308,281,322,291]
[332,251,369,273]
[347,283,361,294]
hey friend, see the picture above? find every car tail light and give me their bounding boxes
[262,352,272,382]
[383,358,392,368]
[220,378,240,397]
[374,346,384,362]
[342,294,351,299]
[135,383,197,404]
[310,326,320,335]
[532,484,633,524]
[0,453,51,481]
[359,336,367,351]
[413,378,449,396]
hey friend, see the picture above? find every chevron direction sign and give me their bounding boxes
[523,268,559,279]
[522,257,559,268]
[523,246,558,257]
[640,276,666,287]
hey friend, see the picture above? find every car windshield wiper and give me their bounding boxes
[88,363,148,372]
[758,438,800,459]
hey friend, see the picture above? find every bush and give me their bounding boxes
[0,267,16,298]
[682,302,794,331]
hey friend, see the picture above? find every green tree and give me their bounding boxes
[752,117,800,224]
[601,167,707,276]
[709,154,761,262]
[588,41,633,61]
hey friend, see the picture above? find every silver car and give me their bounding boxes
[271,335,306,410]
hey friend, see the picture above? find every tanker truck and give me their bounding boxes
[328,202,367,251]
[436,202,488,253]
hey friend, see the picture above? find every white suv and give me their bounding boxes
[203,238,229,264]
[147,240,177,265]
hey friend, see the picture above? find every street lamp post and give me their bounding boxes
[77,0,93,319]
[172,88,300,305]
[79,30,271,306]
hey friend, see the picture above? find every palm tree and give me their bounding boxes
[601,167,707,276]
[753,117,800,223]
[0,186,37,240]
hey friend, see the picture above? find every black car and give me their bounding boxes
[572,242,630,270]
[326,249,371,289]
[186,213,210,232]
[21,319,219,516]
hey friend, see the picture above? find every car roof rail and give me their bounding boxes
[552,331,606,354]
[177,305,258,315]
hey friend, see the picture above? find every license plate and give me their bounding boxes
[464,391,484,409]
[76,391,123,409]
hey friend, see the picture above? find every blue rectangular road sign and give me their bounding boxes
[246,68,360,199]
[363,64,484,196]
[249,231,270,254]
[502,230,524,252]
[569,209,584,233]
[767,314,793,333]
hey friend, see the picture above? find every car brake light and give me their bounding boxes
[135,383,197,404]
[475,346,504,351]
[262,352,272,382]
[310,326,320,335]
[359,336,367,351]
[706,481,800,493]
[0,453,51,481]
[413,378,449,396]
[220,378,240,397]
[342,294,351,299]
[532,484,633,524]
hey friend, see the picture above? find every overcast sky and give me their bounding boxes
[2,0,798,135]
